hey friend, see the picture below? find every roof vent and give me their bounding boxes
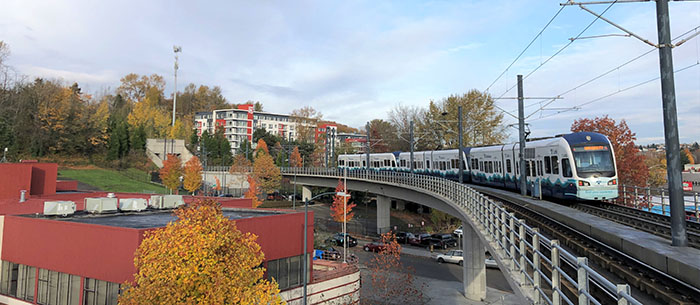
[85,197,118,214]
[43,201,76,216]
[119,198,148,212]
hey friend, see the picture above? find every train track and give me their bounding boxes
[576,202,700,249]
[474,187,700,305]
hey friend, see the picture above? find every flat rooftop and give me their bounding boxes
[23,208,286,229]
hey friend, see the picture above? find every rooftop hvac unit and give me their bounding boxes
[162,195,185,209]
[85,197,118,214]
[149,195,164,209]
[43,201,76,216]
[119,198,148,212]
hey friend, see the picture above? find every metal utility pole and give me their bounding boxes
[172,46,182,127]
[410,120,414,173]
[518,75,527,196]
[325,128,329,168]
[458,106,464,183]
[331,128,336,167]
[365,122,370,169]
[656,0,687,247]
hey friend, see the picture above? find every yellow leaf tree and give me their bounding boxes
[160,154,182,193]
[183,156,203,194]
[245,175,262,208]
[253,152,281,196]
[118,199,283,305]
[256,139,269,156]
[290,146,303,168]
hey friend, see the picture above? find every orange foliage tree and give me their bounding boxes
[366,232,426,304]
[255,139,269,155]
[245,175,262,208]
[330,179,356,223]
[289,146,303,167]
[253,152,281,196]
[118,199,283,304]
[571,116,648,187]
[183,156,202,194]
[160,154,182,193]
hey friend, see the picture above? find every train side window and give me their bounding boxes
[362,160,366,167]
[537,160,543,176]
[526,161,531,177]
[426,160,430,169]
[392,160,396,167]
[562,158,572,177]
[544,156,551,174]
[506,159,512,173]
[552,156,559,175]
[339,160,345,166]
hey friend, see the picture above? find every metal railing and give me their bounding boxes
[281,167,642,305]
[613,184,700,220]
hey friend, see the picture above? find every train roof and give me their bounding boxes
[561,132,610,146]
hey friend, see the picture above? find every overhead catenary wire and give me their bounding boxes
[491,1,618,106]
[484,5,567,94]
[524,23,700,119]
[530,61,700,122]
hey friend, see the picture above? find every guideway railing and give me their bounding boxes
[614,184,700,221]
[282,167,642,305]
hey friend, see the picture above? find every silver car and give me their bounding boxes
[436,250,464,265]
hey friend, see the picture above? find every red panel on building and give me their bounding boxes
[56,180,78,191]
[30,163,57,196]
[0,164,32,200]
[238,104,255,141]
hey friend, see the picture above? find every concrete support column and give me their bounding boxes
[463,224,486,301]
[395,200,406,211]
[302,186,312,203]
[376,195,391,234]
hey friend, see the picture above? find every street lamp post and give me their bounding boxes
[172,46,182,128]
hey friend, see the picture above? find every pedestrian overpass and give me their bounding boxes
[282,167,642,304]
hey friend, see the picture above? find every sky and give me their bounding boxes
[1,0,699,145]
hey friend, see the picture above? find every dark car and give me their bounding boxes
[266,192,285,200]
[428,233,458,249]
[315,245,341,260]
[363,241,388,253]
[395,232,415,244]
[326,233,358,248]
[409,233,441,249]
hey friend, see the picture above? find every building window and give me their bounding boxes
[0,261,36,301]
[37,269,80,305]
[83,278,119,305]
[266,254,308,291]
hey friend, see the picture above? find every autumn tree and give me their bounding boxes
[330,179,357,223]
[253,152,281,195]
[367,119,397,153]
[255,139,269,155]
[683,148,695,165]
[417,90,506,149]
[118,199,283,305]
[183,156,203,194]
[388,104,425,152]
[230,154,252,190]
[290,146,303,167]
[245,176,262,208]
[645,152,667,188]
[366,232,426,304]
[290,106,323,143]
[160,154,182,193]
[571,116,648,187]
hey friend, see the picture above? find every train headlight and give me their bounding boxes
[608,179,617,185]
[578,180,590,186]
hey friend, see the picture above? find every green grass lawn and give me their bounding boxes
[58,168,169,194]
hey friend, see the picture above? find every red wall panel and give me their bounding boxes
[2,216,144,283]
[236,211,314,261]
[56,180,78,191]
[30,163,57,196]
[0,164,32,200]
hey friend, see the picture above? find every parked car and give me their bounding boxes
[217,193,234,197]
[434,250,499,268]
[436,250,464,265]
[409,233,442,249]
[427,234,458,249]
[266,192,285,200]
[326,233,358,247]
[363,241,388,253]
[395,231,415,244]
[453,225,463,237]
[315,245,341,260]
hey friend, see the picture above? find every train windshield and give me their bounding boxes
[571,145,615,177]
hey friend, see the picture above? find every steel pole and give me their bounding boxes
[410,120,414,173]
[458,106,464,183]
[366,122,370,169]
[172,54,178,127]
[656,0,687,246]
[302,199,308,304]
[343,167,348,263]
[518,75,527,196]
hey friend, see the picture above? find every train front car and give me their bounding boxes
[562,132,619,201]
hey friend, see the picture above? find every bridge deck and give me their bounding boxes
[473,185,700,291]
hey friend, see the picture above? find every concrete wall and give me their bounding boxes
[280,269,360,305]
[146,138,195,168]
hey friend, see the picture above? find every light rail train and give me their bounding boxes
[338,132,619,201]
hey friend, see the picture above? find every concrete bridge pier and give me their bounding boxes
[463,224,486,301]
[302,186,312,202]
[377,195,391,234]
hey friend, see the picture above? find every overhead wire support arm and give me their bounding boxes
[577,3,659,47]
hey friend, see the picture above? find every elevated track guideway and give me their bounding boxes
[281,168,644,304]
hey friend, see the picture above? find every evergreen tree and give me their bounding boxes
[131,124,146,152]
